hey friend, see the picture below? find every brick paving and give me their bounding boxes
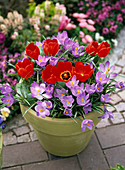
[1,28,125,170]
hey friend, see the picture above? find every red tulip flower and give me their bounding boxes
[26,42,40,60]
[86,41,98,56]
[97,41,111,58]
[43,39,59,56]
[74,61,94,82]
[42,61,74,84]
[53,61,74,83]
[16,58,34,79]
[42,64,58,84]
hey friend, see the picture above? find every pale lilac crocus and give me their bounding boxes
[49,56,58,66]
[61,95,74,108]
[77,92,89,106]
[81,119,94,132]
[115,81,125,89]
[96,71,109,84]
[56,31,68,45]
[98,106,113,119]
[54,89,68,100]
[1,94,14,107]
[0,84,13,94]
[95,83,103,93]
[66,75,79,89]
[64,108,72,117]
[83,102,92,114]
[99,61,117,78]
[85,84,95,94]
[101,94,111,103]
[36,55,50,67]
[63,38,75,51]
[30,82,52,100]
[44,100,53,110]
[72,42,85,57]
[35,101,50,118]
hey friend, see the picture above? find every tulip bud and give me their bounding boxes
[34,6,40,15]
[1,24,6,30]
[7,12,13,20]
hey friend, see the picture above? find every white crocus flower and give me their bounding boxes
[111,39,118,47]
[95,32,104,41]
[1,107,10,118]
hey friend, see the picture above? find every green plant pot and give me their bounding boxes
[20,104,101,156]
[0,131,3,168]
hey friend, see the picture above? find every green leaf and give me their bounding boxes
[22,102,36,117]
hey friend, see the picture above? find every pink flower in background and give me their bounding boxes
[58,16,71,31]
[85,35,93,43]
[78,13,88,18]
[77,19,86,22]
[85,25,96,31]
[102,28,109,34]
[66,23,76,30]
[110,25,118,33]
[79,22,87,28]
[121,9,125,14]
[73,13,79,18]
[82,38,87,44]
[108,20,114,26]
[79,31,84,38]
[87,19,95,25]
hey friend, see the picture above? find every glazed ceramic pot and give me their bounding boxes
[20,104,101,156]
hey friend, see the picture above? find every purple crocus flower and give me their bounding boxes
[101,94,111,103]
[83,102,92,114]
[44,100,53,110]
[0,84,12,94]
[98,106,113,119]
[30,82,52,100]
[49,56,58,66]
[35,101,50,118]
[71,83,84,96]
[85,84,95,94]
[95,83,103,93]
[36,41,44,47]
[46,84,53,94]
[1,94,14,107]
[99,61,117,78]
[36,55,50,67]
[66,75,79,89]
[64,108,72,117]
[7,69,16,75]
[77,92,89,106]
[81,119,94,132]
[63,38,75,51]
[72,42,85,57]
[61,95,74,108]
[96,71,109,84]
[54,88,68,100]
[56,31,68,45]
[0,117,5,129]
[115,81,125,89]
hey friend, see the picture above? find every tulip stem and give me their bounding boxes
[37,71,39,84]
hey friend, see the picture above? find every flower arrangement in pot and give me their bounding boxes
[0,31,125,156]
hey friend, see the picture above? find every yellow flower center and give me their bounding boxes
[62,38,65,40]
[97,87,100,90]
[71,82,74,86]
[75,51,77,55]
[99,78,102,81]
[77,90,80,94]
[6,99,9,101]
[81,73,84,76]
[40,60,42,62]
[106,68,110,73]
[39,108,44,111]
[103,98,105,101]
[65,111,68,114]
[66,100,69,104]
[46,104,50,107]
[87,122,90,126]
[81,98,84,102]
[61,93,64,96]
[2,111,9,117]
[60,71,71,81]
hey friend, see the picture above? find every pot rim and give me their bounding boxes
[20,104,99,123]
